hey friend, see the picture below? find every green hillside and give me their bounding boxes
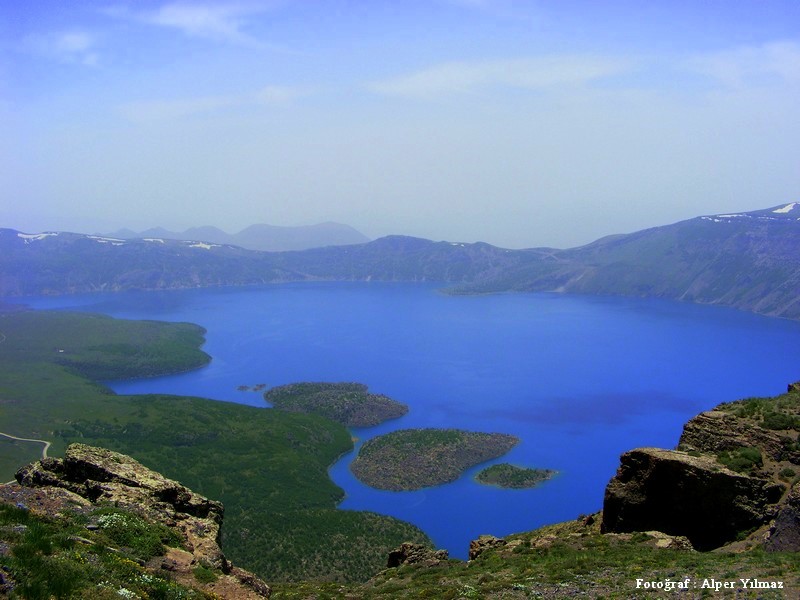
[0,309,430,582]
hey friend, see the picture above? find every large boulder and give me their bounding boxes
[386,542,448,568]
[601,448,784,550]
[468,534,507,560]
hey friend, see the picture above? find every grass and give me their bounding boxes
[0,503,205,600]
[272,520,800,599]
[0,438,44,481]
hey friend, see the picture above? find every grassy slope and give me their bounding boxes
[274,519,800,599]
[0,503,205,600]
[0,310,430,583]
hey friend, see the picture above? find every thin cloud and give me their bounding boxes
[439,0,533,19]
[105,2,280,48]
[23,30,100,66]
[687,40,800,88]
[118,85,308,122]
[368,56,634,99]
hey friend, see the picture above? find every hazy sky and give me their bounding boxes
[2,1,799,248]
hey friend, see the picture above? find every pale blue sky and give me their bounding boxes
[2,1,799,247]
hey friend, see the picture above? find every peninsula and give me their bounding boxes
[263,382,408,427]
[350,428,519,491]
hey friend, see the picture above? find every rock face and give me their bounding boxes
[764,482,800,552]
[468,535,507,560]
[679,410,790,461]
[13,443,270,596]
[601,448,783,551]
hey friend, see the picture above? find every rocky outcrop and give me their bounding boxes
[764,482,800,552]
[468,534,508,560]
[678,410,790,461]
[16,444,227,570]
[11,443,270,597]
[601,448,784,551]
[386,542,448,568]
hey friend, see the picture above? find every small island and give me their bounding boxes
[263,382,408,427]
[475,463,557,489]
[350,428,519,491]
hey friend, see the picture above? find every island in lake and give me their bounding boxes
[263,382,408,427]
[475,463,557,489]
[350,428,519,491]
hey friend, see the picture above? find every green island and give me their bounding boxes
[263,381,408,427]
[0,309,429,583]
[475,463,557,489]
[350,428,519,491]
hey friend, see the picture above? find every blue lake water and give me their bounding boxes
[22,282,800,558]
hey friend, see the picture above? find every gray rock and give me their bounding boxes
[601,448,783,550]
[468,534,507,560]
[764,483,800,552]
[387,542,448,568]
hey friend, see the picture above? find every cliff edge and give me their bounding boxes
[601,383,800,553]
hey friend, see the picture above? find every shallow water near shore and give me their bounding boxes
[23,282,800,558]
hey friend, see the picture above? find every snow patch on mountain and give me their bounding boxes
[773,203,798,214]
[17,232,58,243]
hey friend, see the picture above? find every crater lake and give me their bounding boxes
[23,282,800,558]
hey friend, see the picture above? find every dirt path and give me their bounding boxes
[1,432,50,484]
[0,431,51,460]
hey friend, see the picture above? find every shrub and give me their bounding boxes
[193,564,219,583]
[717,447,762,473]
[94,509,179,561]
[765,412,800,430]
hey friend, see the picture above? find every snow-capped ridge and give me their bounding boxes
[17,232,58,243]
[773,202,799,214]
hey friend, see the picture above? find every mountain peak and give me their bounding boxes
[103,222,370,251]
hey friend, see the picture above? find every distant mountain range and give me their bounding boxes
[3,202,800,319]
[103,222,370,252]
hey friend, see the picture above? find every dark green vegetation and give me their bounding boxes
[0,309,211,380]
[0,503,204,600]
[720,393,800,433]
[0,310,430,583]
[263,382,408,427]
[717,447,764,474]
[271,519,800,599]
[475,463,556,489]
[0,439,43,483]
[350,429,519,491]
[5,204,800,318]
[712,391,800,479]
